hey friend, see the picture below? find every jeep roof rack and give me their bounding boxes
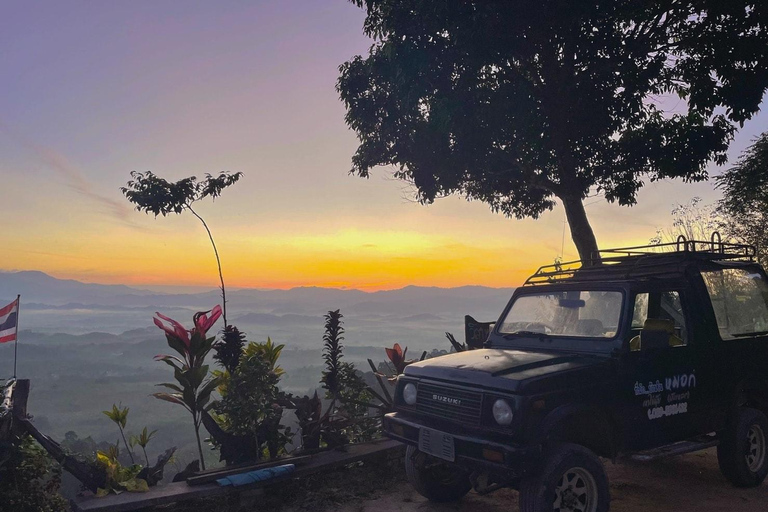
[523,233,757,286]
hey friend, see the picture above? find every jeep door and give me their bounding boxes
[699,266,768,423]
[620,286,713,450]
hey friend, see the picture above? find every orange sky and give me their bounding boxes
[2,2,767,291]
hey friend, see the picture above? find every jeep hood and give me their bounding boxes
[403,348,611,393]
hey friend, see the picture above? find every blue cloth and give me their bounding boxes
[216,463,295,487]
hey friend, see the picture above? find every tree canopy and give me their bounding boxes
[338,0,768,260]
[717,132,768,266]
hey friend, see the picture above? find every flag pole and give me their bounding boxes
[13,295,19,379]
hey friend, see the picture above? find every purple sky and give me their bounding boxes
[1,2,766,289]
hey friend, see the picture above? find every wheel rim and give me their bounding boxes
[745,424,766,473]
[553,467,598,512]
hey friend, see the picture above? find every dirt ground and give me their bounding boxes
[332,448,768,512]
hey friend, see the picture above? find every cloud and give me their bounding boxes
[0,120,140,228]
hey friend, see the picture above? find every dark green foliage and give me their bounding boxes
[336,363,379,443]
[321,310,345,395]
[293,392,324,451]
[120,171,243,218]
[339,1,768,260]
[0,435,69,512]
[213,354,292,459]
[717,132,768,267]
[214,325,246,374]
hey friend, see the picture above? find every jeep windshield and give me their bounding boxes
[498,290,622,339]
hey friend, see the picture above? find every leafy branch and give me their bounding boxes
[121,171,243,326]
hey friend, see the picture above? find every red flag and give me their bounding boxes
[0,298,19,343]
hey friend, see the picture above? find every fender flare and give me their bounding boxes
[533,403,616,457]
[732,374,768,409]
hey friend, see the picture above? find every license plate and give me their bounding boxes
[418,427,455,462]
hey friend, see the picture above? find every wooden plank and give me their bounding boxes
[1,379,15,411]
[12,379,29,418]
[72,438,403,512]
[73,481,231,512]
[21,418,106,493]
[188,437,397,486]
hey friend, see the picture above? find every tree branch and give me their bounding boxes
[186,205,227,328]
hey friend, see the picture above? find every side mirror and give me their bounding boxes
[465,315,494,349]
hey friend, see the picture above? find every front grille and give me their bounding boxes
[415,382,483,425]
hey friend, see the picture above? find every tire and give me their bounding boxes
[404,445,472,502]
[717,407,768,488]
[519,443,610,512]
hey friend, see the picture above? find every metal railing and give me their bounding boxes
[523,233,757,286]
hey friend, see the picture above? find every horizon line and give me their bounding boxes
[0,269,519,294]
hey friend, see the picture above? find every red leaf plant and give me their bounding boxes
[385,343,413,375]
[152,306,222,470]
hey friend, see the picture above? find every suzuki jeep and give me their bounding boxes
[384,236,768,512]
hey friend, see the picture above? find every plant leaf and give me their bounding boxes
[152,392,192,412]
[156,382,184,393]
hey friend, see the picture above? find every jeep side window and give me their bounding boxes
[702,268,768,339]
[629,291,687,350]
[631,293,649,328]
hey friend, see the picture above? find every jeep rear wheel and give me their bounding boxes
[717,407,768,487]
[404,445,472,502]
[519,443,609,512]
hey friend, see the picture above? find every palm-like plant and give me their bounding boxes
[153,306,223,470]
[243,337,285,376]
[129,427,157,467]
[102,404,135,464]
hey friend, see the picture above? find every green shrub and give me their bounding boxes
[214,347,293,459]
[0,435,69,512]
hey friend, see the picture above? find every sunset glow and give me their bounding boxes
[2,2,767,292]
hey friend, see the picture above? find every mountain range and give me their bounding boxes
[0,271,515,338]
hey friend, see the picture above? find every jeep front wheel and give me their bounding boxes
[404,445,472,502]
[717,407,768,487]
[519,443,609,512]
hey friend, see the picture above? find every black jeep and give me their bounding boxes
[384,237,768,511]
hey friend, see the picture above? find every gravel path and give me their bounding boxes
[334,448,768,512]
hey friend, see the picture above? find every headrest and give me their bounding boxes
[643,318,675,334]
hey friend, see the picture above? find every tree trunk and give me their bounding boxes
[561,195,600,264]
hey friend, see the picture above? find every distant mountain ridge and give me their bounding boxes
[0,270,514,310]
[0,271,158,305]
[0,271,515,336]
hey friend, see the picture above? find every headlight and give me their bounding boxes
[403,383,418,405]
[492,399,514,425]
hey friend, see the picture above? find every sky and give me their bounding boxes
[1,1,767,292]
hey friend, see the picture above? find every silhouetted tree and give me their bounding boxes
[339,1,768,261]
[716,132,768,266]
[121,171,242,325]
